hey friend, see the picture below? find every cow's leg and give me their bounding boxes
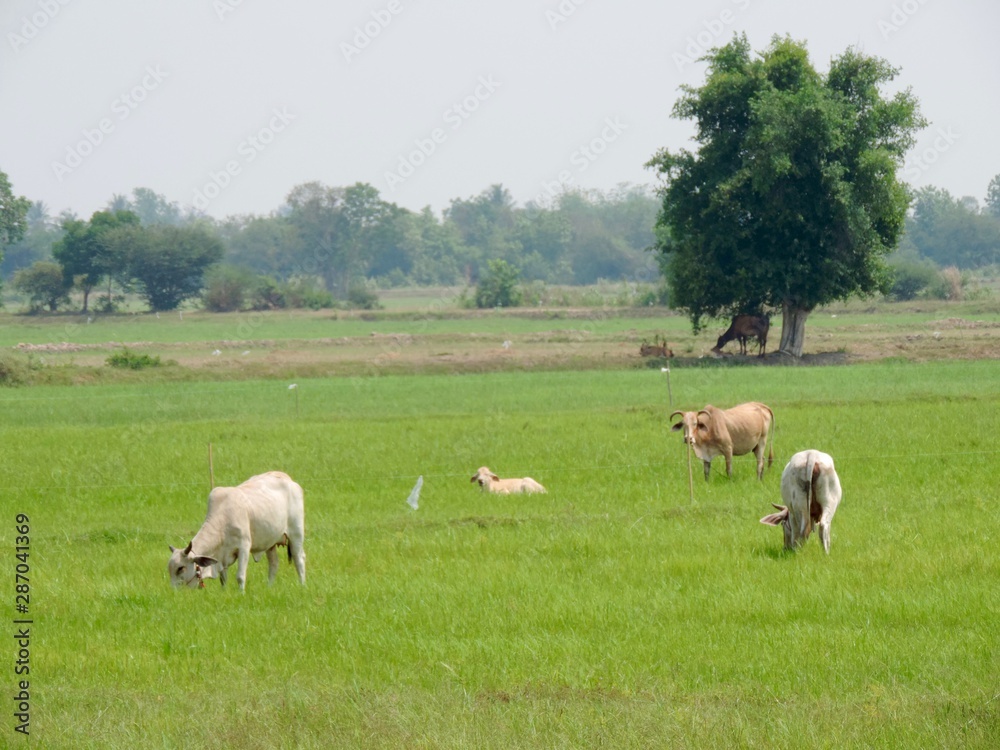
[266,546,279,584]
[754,443,766,480]
[703,459,712,481]
[724,449,734,478]
[291,538,306,584]
[219,564,228,587]
[235,544,251,591]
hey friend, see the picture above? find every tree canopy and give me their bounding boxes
[647,34,925,355]
[0,170,31,290]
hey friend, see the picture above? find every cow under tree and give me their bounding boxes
[670,402,775,480]
[713,314,770,357]
[168,471,306,591]
[760,449,842,554]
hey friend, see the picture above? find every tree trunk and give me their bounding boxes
[778,302,813,357]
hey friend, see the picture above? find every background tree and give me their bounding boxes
[284,181,347,294]
[906,186,1000,269]
[0,170,31,290]
[129,187,182,226]
[1,201,64,278]
[985,174,1000,219]
[125,224,224,311]
[647,35,925,356]
[12,261,71,311]
[52,210,140,311]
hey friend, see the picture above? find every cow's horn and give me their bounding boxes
[668,410,684,421]
[771,503,786,512]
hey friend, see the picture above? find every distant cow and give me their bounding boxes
[168,471,306,591]
[670,402,775,480]
[471,466,547,494]
[760,450,842,554]
[713,314,769,357]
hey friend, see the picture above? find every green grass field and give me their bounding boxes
[1,355,998,747]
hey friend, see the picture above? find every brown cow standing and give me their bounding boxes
[670,402,775,480]
[712,314,769,357]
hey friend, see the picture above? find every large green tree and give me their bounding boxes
[125,224,224,311]
[52,210,140,312]
[646,35,925,356]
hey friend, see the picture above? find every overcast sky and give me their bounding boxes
[3,0,998,221]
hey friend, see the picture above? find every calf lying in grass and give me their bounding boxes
[471,466,547,494]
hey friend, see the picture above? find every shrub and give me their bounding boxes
[12,261,70,312]
[888,257,939,301]
[202,265,257,312]
[282,278,334,310]
[475,259,523,308]
[346,282,382,310]
[636,284,670,307]
[106,347,161,370]
[927,266,966,301]
[249,276,286,311]
[0,355,28,386]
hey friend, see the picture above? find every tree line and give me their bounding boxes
[0,180,662,312]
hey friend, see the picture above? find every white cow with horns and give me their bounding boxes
[168,471,306,591]
[760,450,842,554]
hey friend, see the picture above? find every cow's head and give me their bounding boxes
[669,410,711,446]
[470,466,499,489]
[168,542,219,589]
[759,504,794,550]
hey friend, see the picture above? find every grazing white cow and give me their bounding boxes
[760,450,842,554]
[168,471,305,591]
[471,466,547,494]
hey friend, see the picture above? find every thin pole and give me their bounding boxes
[662,363,673,411]
[686,442,695,504]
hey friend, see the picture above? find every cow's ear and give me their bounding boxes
[193,555,218,567]
[169,545,177,553]
[490,474,500,482]
[470,475,478,483]
[670,422,682,431]
[760,505,789,526]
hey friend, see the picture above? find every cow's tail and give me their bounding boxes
[804,450,817,538]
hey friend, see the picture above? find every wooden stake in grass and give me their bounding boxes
[288,383,299,418]
[208,442,215,489]
[661,365,673,411]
